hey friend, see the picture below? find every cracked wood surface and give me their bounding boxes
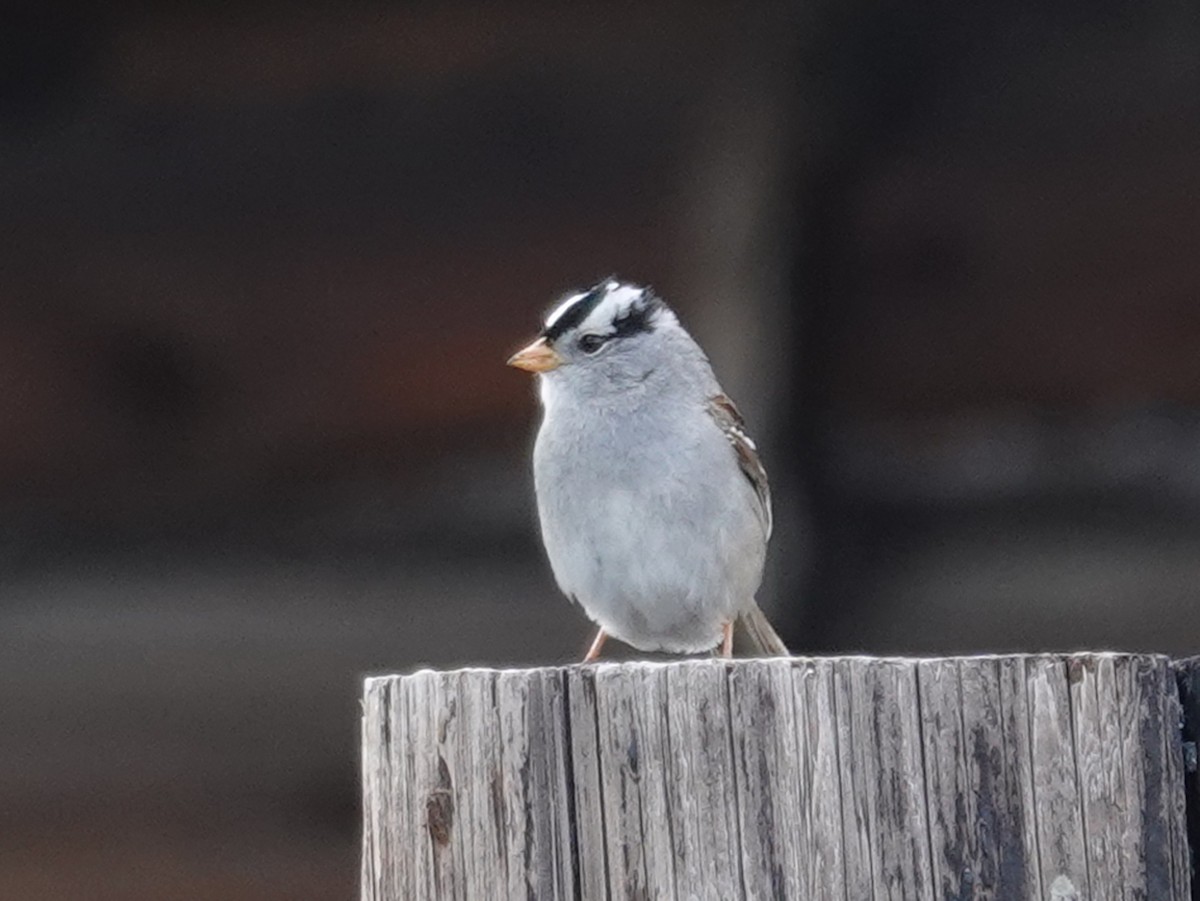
[361,655,1189,900]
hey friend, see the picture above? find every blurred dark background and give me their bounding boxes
[3,1,1200,897]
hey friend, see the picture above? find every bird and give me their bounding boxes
[507,277,789,661]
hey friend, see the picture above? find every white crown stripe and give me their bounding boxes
[543,291,590,330]
[581,285,648,333]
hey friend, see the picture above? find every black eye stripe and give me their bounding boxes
[610,293,661,338]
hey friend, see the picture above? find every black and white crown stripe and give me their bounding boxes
[541,279,665,343]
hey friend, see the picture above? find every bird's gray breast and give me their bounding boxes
[532,394,765,651]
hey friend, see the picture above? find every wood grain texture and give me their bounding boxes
[1171,656,1200,901]
[362,655,1190,900]
[834,657,934,900]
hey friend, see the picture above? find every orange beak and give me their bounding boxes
[506,336,563,373]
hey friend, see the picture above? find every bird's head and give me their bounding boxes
[507,278,682,395]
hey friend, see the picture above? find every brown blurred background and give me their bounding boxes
[3,1,1200,898]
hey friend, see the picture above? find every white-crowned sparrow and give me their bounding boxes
[507,277,789,660]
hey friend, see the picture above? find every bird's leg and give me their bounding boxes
[719,621,734,658]
[582,628,608,663]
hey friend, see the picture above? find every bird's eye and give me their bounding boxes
[577,334,608,354]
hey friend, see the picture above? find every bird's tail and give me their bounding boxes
[734,601,790,656]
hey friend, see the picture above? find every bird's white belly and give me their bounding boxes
[537,467,764,654]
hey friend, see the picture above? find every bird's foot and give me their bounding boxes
[582,628,608,662]
[719,621,733,658]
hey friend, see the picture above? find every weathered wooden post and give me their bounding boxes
[361,654,1191,900]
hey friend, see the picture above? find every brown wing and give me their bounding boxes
[706,393,772,538]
